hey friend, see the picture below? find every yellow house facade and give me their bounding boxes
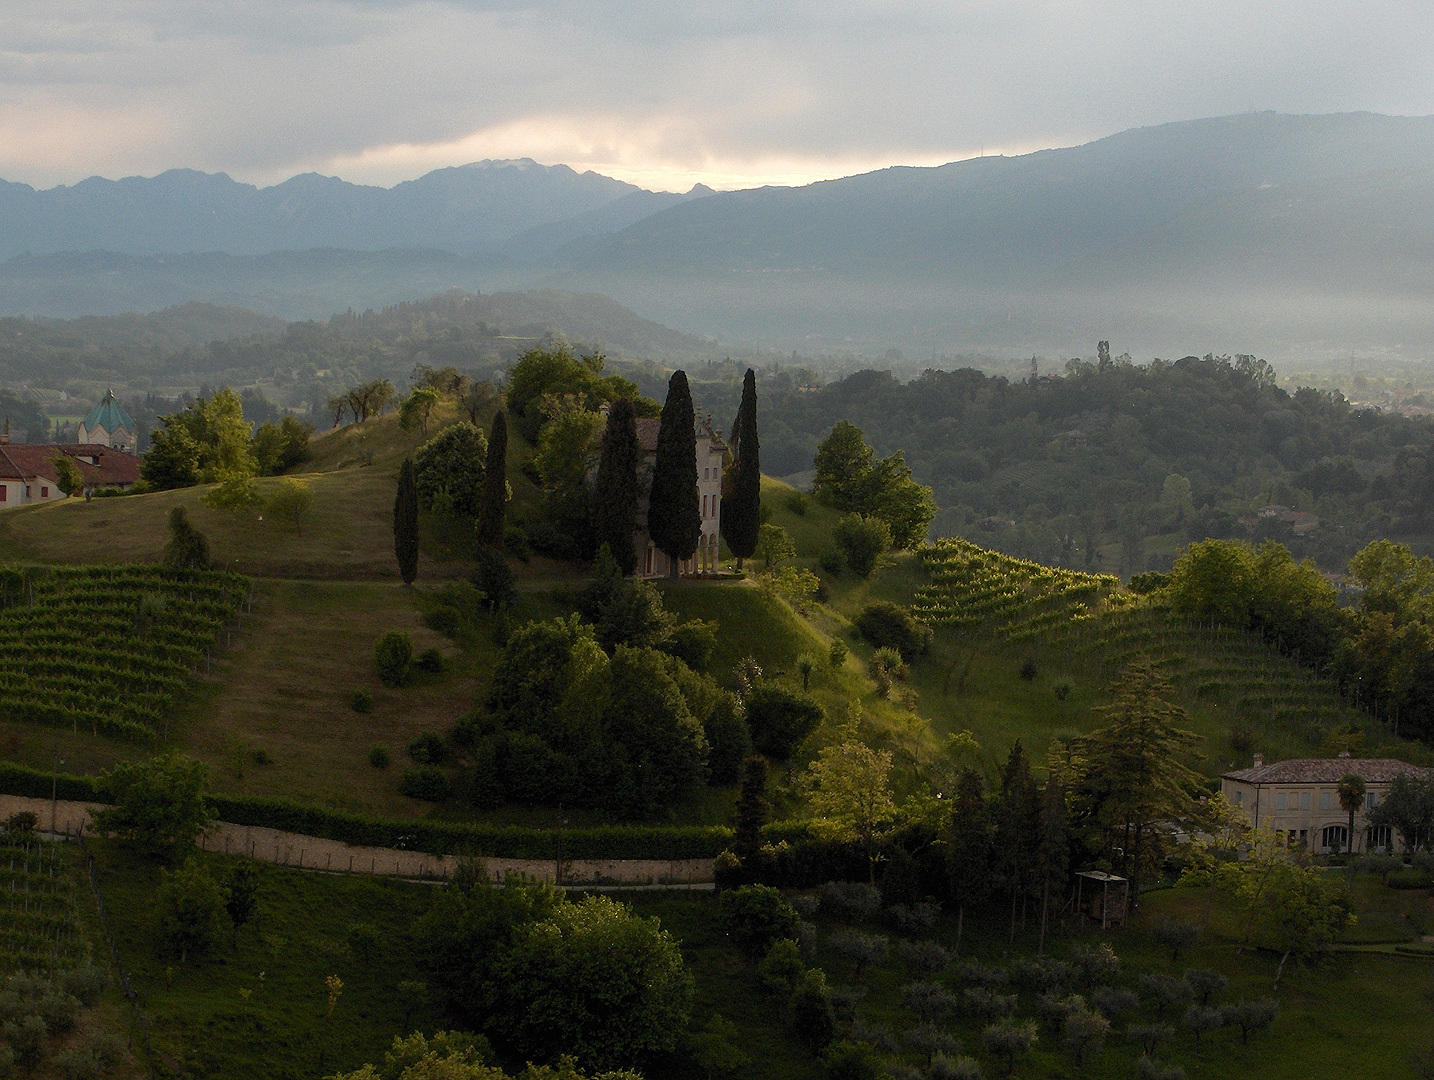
[1220,751,1430,854]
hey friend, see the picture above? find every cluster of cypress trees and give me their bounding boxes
[394,367,762,582]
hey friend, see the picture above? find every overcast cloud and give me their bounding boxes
[2,1,1432,191]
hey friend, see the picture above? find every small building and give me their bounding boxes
[76,390,136,454]
[1075,871,1128,929]
[1220,751,1431,854]
[0,439,140,508]
[631,415,725,578]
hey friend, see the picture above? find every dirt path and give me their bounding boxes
[1,795,714,889]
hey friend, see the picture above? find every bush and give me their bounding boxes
[408,732,447,765]
[758,938,806,993]
[662,620,717,672]
[369,745,390,769]
[818,1039,881,1080]
[791,969,836,1052]
[350,689,373,713]
[854,601,930,659]
[834,514,891,578]
[400,766,451,802]
[745,684,825,759]
[828,639,848,668]
[1018,658,1038,681]
[374,631,414,687]
[471,546,517,610]
[818,549,845,576]
[347,922,381,962]
[704,693,752,786]
[156,859,226,963]
[786,492,809,516]
[53,1047,102,1080]
[719,885,801,954]
[416,647,445,674]
[819,881,882,921]
[58,966,106,1008]
[1387,868,1434,889]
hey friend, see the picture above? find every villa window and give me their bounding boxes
[0,486,6,502]
[1366,791,1379,809]
[1301,792,1311,810]
[1366,825,1392,852]
[1276,792,1287,810]
[1232,789,1243,805]
[1320,791,1332,811]
[40,487,47,498]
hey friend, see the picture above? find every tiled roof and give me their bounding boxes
[1222,758,1430,785]
[0,444,140,487]
[81,390,134,436]
[633,417,725,454]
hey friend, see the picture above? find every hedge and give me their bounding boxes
[0,762,827,861]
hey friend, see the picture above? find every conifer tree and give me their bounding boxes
[945,766,993,957]
[1035,774,1069,955]
[648,370,701,576]
[394,457,419,585]
[593,398,641,574]
[995,741,1041,945]
[734,756,769,862]
[1071,662,1203,907]
[475,409,508,548]
[721,369,761,567]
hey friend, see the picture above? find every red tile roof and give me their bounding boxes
[632,417,725,454]
[1222,758,1430,785]
[0,444,140,488]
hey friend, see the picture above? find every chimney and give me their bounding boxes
[1252,753,1263,768]
[1337,748,1351,759]
[2,417,9,445]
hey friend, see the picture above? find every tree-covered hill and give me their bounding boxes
[759,353,1434,571]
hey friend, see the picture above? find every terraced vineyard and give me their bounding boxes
[913,538,1121,640]
[916,538,1364,743]
[0,566,249,742]
[0,829,87,972]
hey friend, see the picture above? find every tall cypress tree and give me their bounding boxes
[593,398,641,574]
[647,370,701,576]
[394,457,419,585]
[475,410,508,547]
[721,368,761,568]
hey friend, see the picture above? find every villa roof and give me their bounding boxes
[0,444,141,487]
[1221,757,1430,785]
[81,390,134,435]
[634,417,726,454]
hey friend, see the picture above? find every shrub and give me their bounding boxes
[54,1046,102,1080]
[368,745,390,769]
[1136,1056,1186,1080]
[663,620,718,671]
[703,693,752,786]
[786,492,809,516]
[834,514,891,578]
[350,689,373,713]
[471,546,517,610]
[347,922,381,962]
[745,684,825,759]
[4,1015,46,1073]
[819,881,882,921]
[818,1039,881,1080]
[400,766,451,802]
[1018,658,1037,681]
[853,601,929,659]
[828,639,848,668]
[156,859,226,963]
[374,631,414,687]
[58,966,106,1007]
[408,732,448,765]
[818,549,845,576]
[758,938,806,993]
[791,968,836,1052]
[1387,868,1434,889]
[719,885,801,954]
[929,1054,983,1080]
[416,647,445,673]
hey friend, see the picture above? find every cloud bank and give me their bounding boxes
[2,1,1433,191]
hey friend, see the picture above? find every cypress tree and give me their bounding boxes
[647,370,701,576]
[946,766,993,957]
[721,368,761,568]
[394,457,419,585]
[593,398,641,574]
[475,409,508,547]
[734,755,769,861]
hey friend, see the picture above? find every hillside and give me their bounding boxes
[758,357,1434,571]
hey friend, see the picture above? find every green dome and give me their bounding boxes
[82,390,134,436]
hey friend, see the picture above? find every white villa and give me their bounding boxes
[1220,751,1431,854]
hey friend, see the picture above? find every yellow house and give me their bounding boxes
[1220,751,1430,854]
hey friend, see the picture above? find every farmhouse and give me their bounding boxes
[633,416,725,578]
[1220,750,1431,854]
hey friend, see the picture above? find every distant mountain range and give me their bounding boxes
[6,114,1434,360]
[0,159,710,261]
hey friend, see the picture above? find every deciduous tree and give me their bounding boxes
[92,753,217,860]
[807,718,895,882]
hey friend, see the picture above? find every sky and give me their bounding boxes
[3,1,1434,193]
